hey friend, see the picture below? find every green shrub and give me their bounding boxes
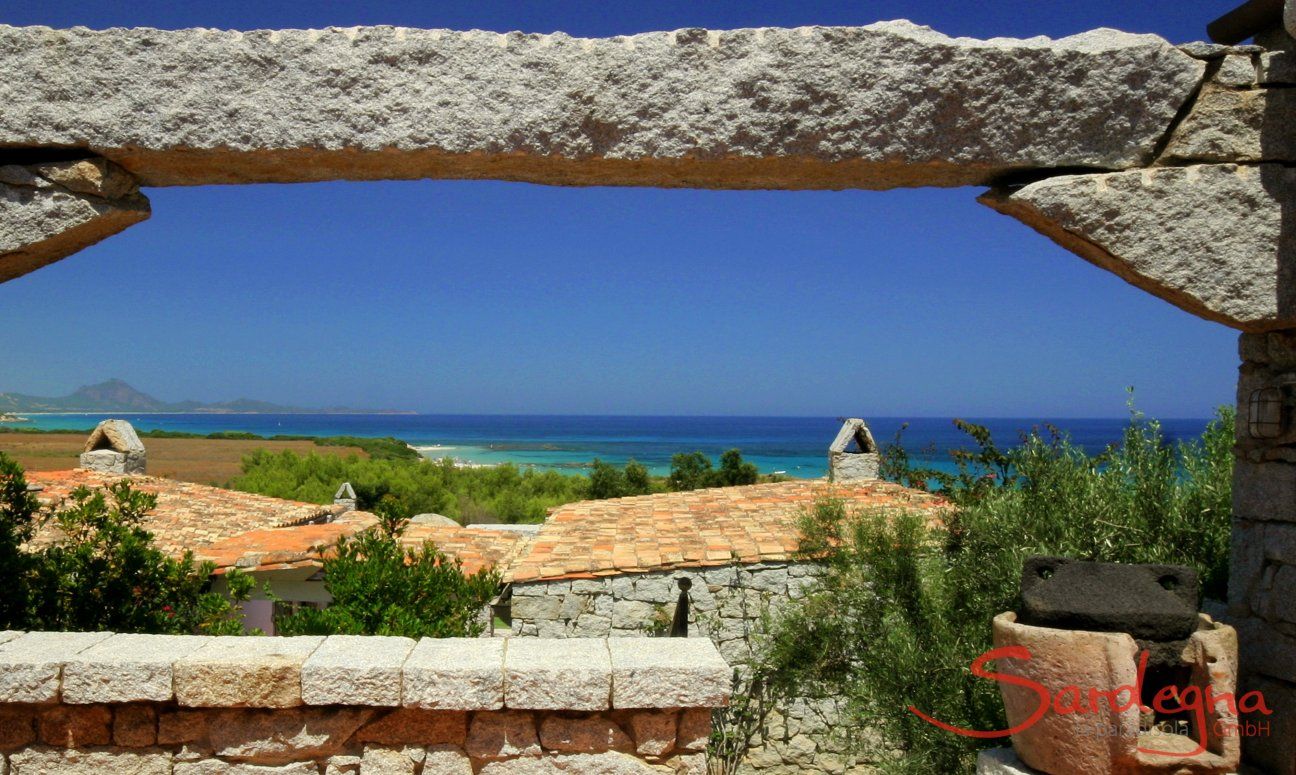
[275,498,500,637]
[667,449,761,491]
[232,450,588,524]
[760,406,1235,774]
[0,454,37,627]
[589,458,655,499]
[0,453,253,634]
[305,435,419,461]
[625,459,652,493]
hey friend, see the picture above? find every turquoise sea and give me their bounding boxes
[8,414,1220,479]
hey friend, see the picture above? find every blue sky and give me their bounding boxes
[0,0,1241,417]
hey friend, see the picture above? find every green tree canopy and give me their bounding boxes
[668,449,760,491]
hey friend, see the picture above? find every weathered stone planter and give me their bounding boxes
[993,612,1239,774]
[989,558,1241,775]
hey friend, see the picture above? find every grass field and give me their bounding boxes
[0,432,369,486]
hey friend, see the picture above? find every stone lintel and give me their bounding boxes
[0,23,1203,190]
[0,157,149,283]
[981,164,1296,332]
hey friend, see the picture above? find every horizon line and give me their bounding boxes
[13,410,1222,421]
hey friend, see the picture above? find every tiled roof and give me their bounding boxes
[401,523,533,577]
[22,470,945,586]
[196,516,532,578]
[505,479,947,583]
[25,469,344,556]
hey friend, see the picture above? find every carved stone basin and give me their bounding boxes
[991,557,1240,775]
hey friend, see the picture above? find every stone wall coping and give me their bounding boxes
[404,636,505,710]
[0,632,731,710]
[0,631,114,703]
[63,633,208,705]
[504,637,612,711]
[609,637,732,709]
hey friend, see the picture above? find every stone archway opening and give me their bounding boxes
[4,9,1296,771]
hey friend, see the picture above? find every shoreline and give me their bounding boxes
[8,411,416,416]
[7,412,1214,481]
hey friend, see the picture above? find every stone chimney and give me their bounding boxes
[79,419,146,475]
[828,418,879,482]
[333,482,357,513]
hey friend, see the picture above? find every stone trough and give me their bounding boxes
[989,557,1241,775]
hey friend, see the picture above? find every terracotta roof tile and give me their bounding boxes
[505,479,947,582]
[196,518,531,578]
[25,469,343,556]
[23,471,945,587]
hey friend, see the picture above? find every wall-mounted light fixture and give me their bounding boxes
[1249,386,1288,439]
[670,577,692,637]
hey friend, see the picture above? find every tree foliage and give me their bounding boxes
[589,458,654,499]
[232,452,587,524]
[667,449,760,492]
[233,448,768,522]
[0,453,252,634]
[275,497,500,638]
[761,406,1235,774]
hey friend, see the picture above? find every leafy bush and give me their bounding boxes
[668,449,761,491]
[232,450,588,524]
[0,453,253,634]
[0,454,37,627]
[233,448,768,523]
[276,498,500,637]
[760,406,1235,774]
[588,458,654,499]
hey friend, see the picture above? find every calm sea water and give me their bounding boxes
[10,413,1220,479]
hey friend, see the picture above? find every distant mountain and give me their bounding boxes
[0,379,409,414]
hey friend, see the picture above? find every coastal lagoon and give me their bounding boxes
[9,414,1217,479]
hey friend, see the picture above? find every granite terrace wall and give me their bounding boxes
[1231,331,1296,775]
[509,562,862,774]
[0,630,729,774]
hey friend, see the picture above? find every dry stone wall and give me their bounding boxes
[509,562,864,774]
[0,631,729,774]
[510,562,817,664]
[1231,331,1296,775]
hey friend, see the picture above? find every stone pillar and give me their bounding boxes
[1233,331,1296,774]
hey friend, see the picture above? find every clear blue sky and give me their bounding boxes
[0,0,1242,418]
